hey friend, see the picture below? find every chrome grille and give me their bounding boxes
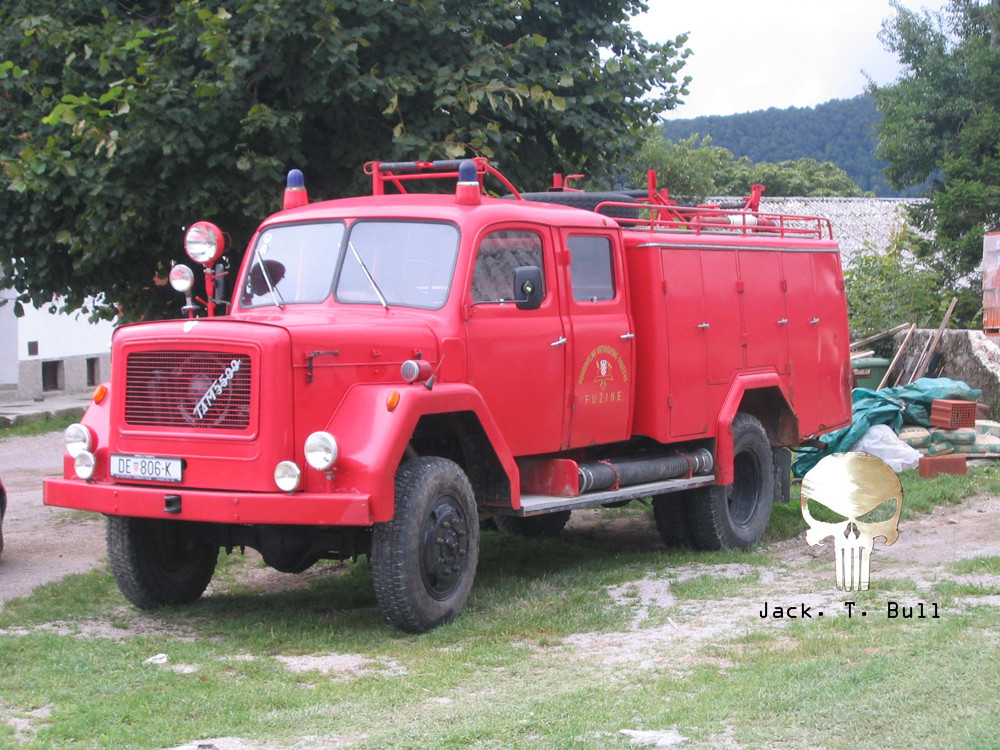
[124,351,253,430]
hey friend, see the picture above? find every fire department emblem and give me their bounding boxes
[577,346,629,407]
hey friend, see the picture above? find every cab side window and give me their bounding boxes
[471,230,545,303]
[568,236,615,302]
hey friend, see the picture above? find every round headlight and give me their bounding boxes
[304,432,339,470]
[400,359,432,383]
[274,461,301,492]
[168,264,195,293]
[184,221,226,265]
[64,423,94,459]
[74,451,96,480]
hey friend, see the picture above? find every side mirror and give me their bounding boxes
[513,266,544,310]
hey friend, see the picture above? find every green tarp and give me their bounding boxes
[792,378,982,477]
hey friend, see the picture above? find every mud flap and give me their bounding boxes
[772,447,791,504]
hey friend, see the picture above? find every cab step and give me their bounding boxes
[515,475,716,516]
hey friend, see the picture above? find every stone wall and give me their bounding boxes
[892,329,1000,412]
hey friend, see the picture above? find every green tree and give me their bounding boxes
[624,131,863,200]
[871,0,1000,303]
[718,158,865,197]
[622,133,735,200]
[0,1,689,321]
[842,240,947,354]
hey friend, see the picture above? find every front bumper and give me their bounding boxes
[43,477,372,527]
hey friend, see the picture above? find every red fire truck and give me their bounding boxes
[44,159,852,632]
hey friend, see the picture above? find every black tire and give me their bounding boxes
[494,510,571,538]
[686,413,774,550]
[509,191,641,221]
[106,516,218,609]
[371,457,479,633]
[652,492,695,548]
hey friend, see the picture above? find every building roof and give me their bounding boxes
[757,197,929,264]
[705,196,929,264]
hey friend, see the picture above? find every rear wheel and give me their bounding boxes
[652,492,695,548]
[106,516,217,609]
[371,457,479,633]
[686,413,774,550]
[494,510,571,538]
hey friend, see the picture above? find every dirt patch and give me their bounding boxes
[563,491,1000,670]
[274,653,406,679]
[0,432,106,610]
[0,610,200,641]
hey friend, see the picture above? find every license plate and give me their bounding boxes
[110,454,183,483]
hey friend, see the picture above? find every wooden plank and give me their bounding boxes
[850,323,911,350]
[877,323,917,390]
[910,297,959,383]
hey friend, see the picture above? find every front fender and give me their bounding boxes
[325,382,517,523]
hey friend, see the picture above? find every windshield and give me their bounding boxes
[335,220,459,309]
[239,220,459,310]
[240,222,345,308]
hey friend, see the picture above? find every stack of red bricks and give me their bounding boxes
[900,399,996,477]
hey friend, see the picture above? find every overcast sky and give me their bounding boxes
[635,0,952,119]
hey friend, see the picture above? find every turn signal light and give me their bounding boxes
[386,390,400,411]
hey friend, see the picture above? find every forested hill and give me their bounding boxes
[661,95,909,197]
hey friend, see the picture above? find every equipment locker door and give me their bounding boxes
[739,249,789,373]
[781,250,824,433]
[662,247,711,437]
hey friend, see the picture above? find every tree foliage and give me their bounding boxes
[842,241,947,354]
[625,133,864,201]
[871,0,1000,292]
[0,0,689,321]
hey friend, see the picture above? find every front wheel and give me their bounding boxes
[106,516,218,609]
[686,413,774,550]
[371,457,479,633]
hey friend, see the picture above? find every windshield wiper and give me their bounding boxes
[349,242,389,310]
[254,251,285,310]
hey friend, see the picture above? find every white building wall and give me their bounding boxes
[18,303,115,360]
[0,276,116,401]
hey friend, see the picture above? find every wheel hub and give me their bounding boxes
[421,500,469,599]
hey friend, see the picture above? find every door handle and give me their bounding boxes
[809,317,820,325]
[697,322,710,329]
[777,318,788,325]
[620,332,635,340]
[551,336,567,346]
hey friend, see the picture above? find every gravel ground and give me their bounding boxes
[0,432,105,609]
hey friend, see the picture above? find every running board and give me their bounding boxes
[514,474,716,516]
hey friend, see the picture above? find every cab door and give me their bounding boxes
[561,232,635,448]
[465,226,569,457]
